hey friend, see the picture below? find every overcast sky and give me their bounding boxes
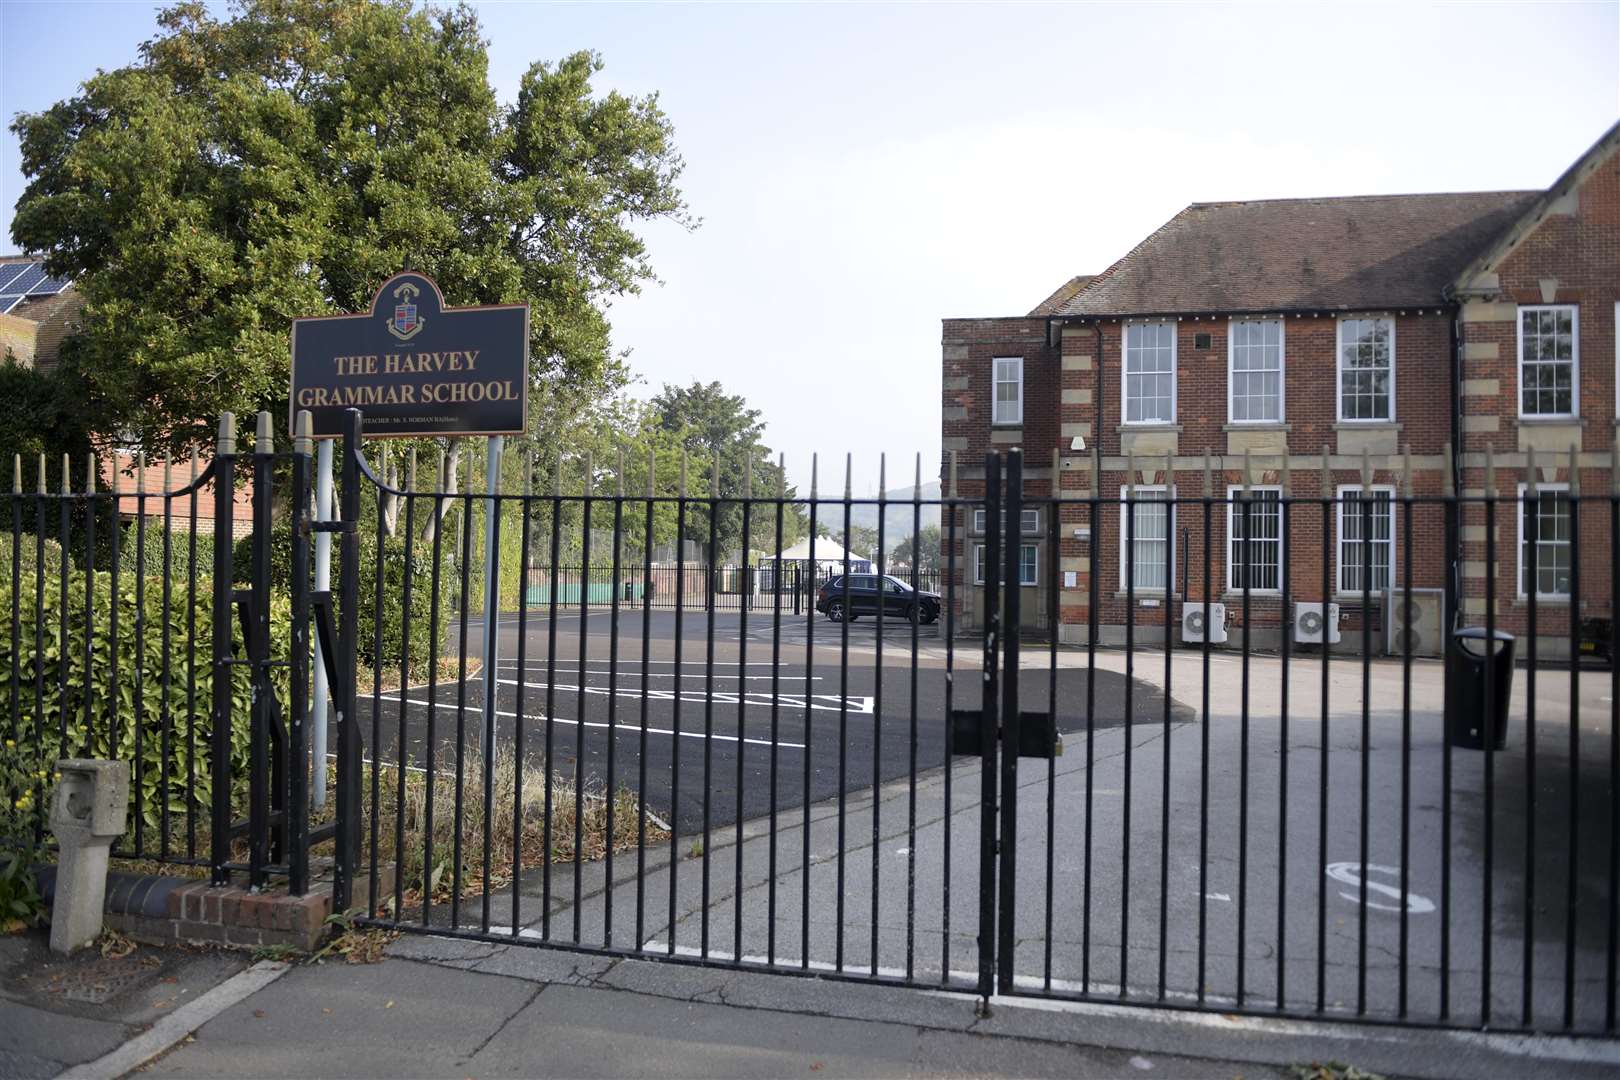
[2,2,1617,493]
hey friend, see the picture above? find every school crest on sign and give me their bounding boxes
[388,282,425,340]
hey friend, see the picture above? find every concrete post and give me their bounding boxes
[48,759,129,953]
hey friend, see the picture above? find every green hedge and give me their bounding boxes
[231,529,438,677]
[0,560,282,839]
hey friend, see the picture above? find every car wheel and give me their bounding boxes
[923,605,939,625]
[827,600,846,622]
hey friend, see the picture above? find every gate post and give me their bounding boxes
[977,452,1001,1004]
[209,415,236,886]
[333,409,364,910]
[288,412,313,895]
[248,413,275,887]
[998,449,1022,994]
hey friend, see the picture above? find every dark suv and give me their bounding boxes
[815,575,941,624]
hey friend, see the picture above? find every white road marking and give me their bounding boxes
[59,960,290,1079]
[503,659,804,668]
[1325,862,1435,914]
[492,677,875,714]
[498,667,825,682]
[1203,892,1231,903]
[379,693,808,750]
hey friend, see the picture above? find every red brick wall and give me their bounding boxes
[942,312,1456,642]
[1456,143,1620,645]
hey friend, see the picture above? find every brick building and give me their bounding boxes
[941,121,1620,657]
[0,254,253,536]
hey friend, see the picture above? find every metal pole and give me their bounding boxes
[482,436,504,751]
[312,437,333,808]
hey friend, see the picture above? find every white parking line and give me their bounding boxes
[491,677,875,714]
[379,692,808,750]
[502,659,793,668]
[498,667,826,682]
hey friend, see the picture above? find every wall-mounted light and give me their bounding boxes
[1070,436,1086,451]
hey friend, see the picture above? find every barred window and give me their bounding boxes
[1518,306,1578,417]
[1338,318,1394,421]
[1337,487,1394,593]
[1124,323,1176,423]
[1019,544,1038,586]
[1228,487,1283,591]
[972,542,1038,586]
[1520,486,1572,597]
[1120,486,1172,591]
[1229,320,1283,423]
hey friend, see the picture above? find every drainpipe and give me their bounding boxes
[1094,322,1106,454]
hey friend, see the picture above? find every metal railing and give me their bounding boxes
[7,402,1617,1035]
[340,430,1618,1033]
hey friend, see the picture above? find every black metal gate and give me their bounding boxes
[319,414,1620,1036]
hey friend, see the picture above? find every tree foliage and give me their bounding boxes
[891,523,941,573]
[9,0,692,455]
[649,381,805,563]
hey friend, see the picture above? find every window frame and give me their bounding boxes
[974,507,1040,536]
[1516,304,1579,420]
[1121,321,1178,426]
[1335,484,1397,595]
[1335,316,1397,424]
[992,356,1024,426]
[1517,482,1573,600]
[972,542,1039,587]
[1227,318,1285,425]
[1118,484,1175,594]
[1225,485,1284,593]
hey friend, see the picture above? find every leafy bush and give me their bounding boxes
[234,528,441,678]
[0,737,48,930]
[0,559,281,843]
[150,528,216,586]
[356,534,439,677]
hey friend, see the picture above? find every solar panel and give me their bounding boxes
[0,295,26,315]
[1,266,48,295]
[0,264,34,292]
[28,275,71,297]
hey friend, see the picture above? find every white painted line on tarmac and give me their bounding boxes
[379,693,807,751]
[499,666,826,682]
[491,677,875,715]
[1325,862,1435,914]
[59,959,290,1079]
[502,659,795,668]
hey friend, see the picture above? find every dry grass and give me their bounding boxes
[346,745,667,912]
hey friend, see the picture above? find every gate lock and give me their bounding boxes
[949,710,1062,759]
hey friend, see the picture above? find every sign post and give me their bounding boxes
[481,435,503,802]
[311,438,333,808]
[291,273,528,811]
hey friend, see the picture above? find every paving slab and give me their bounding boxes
[142,959,539,1078]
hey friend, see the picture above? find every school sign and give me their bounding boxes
[291,272,529,437]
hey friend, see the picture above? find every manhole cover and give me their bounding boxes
[45,954,161,1005]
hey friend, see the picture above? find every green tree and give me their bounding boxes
[649,381,805,564]
[817,521,879,562]
[9,0,692,457]
[891,524,942,573]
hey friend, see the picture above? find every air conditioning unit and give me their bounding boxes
[1181,602,1228,644]
[1293,602,1342,645]
[1384,588,1445,658]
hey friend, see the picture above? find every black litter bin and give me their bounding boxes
[1446,627,1515,750]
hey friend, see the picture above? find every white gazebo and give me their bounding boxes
[757,537,873,593]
